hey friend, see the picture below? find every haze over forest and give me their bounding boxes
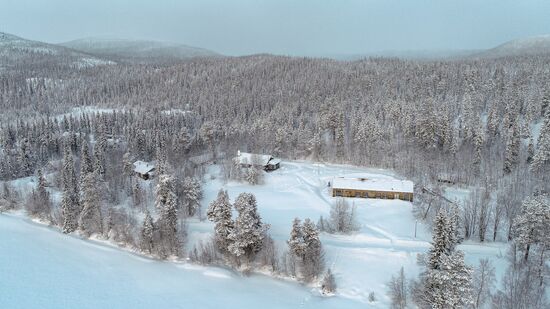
[1,0,550,57]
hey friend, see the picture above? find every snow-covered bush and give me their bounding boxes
[318,199,359,234]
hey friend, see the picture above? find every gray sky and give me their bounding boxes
[1,0,550,56]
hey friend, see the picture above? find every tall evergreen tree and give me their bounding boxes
[61,142,80,233]
[531,110,550,172]
[181,177,202,217]
[301,218,324,281]
[206,189,234,253]
[140,210,154,254]
[512,196,550,262]
[78,171,103,236]
[155,175,180,257]
[414,211,473,308]
[228,193,268,262]
[288,218,306,258]
[504,121,520,174]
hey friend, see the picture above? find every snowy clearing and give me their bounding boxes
[1,160,509,308]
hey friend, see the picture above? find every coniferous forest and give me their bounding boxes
[1,32,549,308]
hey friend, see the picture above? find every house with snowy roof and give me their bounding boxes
[235,150,281,171]
[133,161,155,180]
[331,177,414,201]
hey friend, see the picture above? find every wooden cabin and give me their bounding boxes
[236,151,281,171]
[133,161,155,180]
[331,177,414,202]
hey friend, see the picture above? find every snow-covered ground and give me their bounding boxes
[1,160,509,308]
[0,214,358,309]
[196,161,509,306]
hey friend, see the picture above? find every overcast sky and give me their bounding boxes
[1,0,549,56]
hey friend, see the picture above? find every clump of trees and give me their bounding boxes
[287,217,325,282]
[392,195,549,309]
[25,169,52,221]
[493,195,549,308]
[205,190,329,286]
[411,210,473,308]
[205,190,270,269]
[318,199,359,234]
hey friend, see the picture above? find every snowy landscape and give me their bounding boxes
[1,1,550,309]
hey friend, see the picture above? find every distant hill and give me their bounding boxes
[0,32,114,70]
[474,34,550,58]
[60,37,220,62]
[323,49,481,61]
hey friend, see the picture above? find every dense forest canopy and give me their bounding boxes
[2,53,549,183]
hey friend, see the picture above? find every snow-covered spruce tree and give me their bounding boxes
[199,121,217,158]
[504,121,520,174]
[422,251,473,309]
[80,139,93,176]
[301,218,324,282]
[512,195,550,262]
[181,177,202,218]
[206,189,234,254]
[140,210,154,254]
[227,193,268,265]
[288,218,306,258]
[542,90,550,117]
[427,210,453,270]
[413,210,473,309]
[61,142,80,234]
[155,174,181,258]
[93,125,107,178]
[173,126,191,155]
[155,144,168,176]
[472,122,485,166]
[449,204,463,245]
[416,99,438,149]
[321,268,336,295]
[17,138,34,177]
[486,100,500,138]
[122,152,134,177]
[530,110,550,173]
[78,171,103,237]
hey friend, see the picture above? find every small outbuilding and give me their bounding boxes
[133,161,155,180]
[236,151,281,171]
[331,177,414,202]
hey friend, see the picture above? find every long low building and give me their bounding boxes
[331,177,414,201]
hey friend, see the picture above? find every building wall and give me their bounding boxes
[332,188,413,202]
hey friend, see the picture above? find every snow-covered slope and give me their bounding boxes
[0,32,114,70]
[476,34,550,58]
[0,214,359,309]
[60,37,220,62]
